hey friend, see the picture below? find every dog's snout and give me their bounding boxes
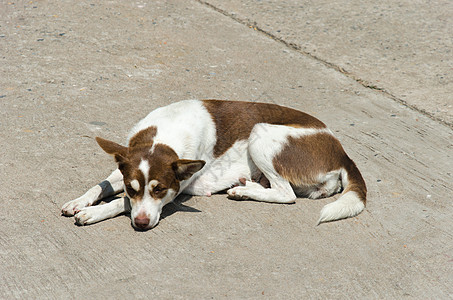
[134,215,150,229]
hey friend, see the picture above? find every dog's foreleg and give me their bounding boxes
[62,169,123,216]
[74,197,128,226]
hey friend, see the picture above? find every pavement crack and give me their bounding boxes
[195,0,453,130]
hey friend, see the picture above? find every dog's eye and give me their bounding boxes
[153,185,167,194]
[125,184,136,197]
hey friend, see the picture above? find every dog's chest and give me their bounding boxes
[183,139,258,195]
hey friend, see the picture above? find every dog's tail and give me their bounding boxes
[317,158,367,225]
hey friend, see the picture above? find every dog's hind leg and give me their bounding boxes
[74,197,128,226]
[227,124,297,204]
[227,176,296,203]
[62,168,123,216]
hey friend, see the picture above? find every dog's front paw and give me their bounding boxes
[61,197,92,217]
[74,206,102,226]
[227,187,250,200]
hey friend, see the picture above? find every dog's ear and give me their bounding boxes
[172,159,206,181]
[96,137,128,163]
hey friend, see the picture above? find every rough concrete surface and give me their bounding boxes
[1,0,452,299]
[201,0,453,127]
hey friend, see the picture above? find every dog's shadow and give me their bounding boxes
[160,194,201,220]
[106,193,200,223]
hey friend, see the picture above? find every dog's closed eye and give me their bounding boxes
[125,182,139,197]
[153,184,167,195]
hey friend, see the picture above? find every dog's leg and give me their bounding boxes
[227,124,297,204]
[62,169,123,216]
[227,176,296,203]
[74,197,128,226]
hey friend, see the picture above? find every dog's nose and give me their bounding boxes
[134,216,150,229]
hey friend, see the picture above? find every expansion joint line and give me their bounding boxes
[195,0,452,130]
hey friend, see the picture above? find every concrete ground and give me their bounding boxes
[1,0,452,299]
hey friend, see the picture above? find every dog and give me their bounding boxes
[62,100,367,230]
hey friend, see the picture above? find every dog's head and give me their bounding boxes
[95,127,205,231]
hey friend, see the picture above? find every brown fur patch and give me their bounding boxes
[128,126,157,148]
[273,132,349,185]
[145,143,181,196]
[123,166,146,200]
[202,100,326,157]
[273,132,366,202]
[343,159,367,204]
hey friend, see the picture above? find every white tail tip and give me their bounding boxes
[317,191,365,225]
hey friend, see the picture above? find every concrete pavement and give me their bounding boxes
[1,0,452,298]
[201,0,453,127]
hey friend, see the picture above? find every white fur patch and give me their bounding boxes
[184,140,253,195]
[148,180,159,190]
[317,191,365,225]
[127,100,216,159]
[139,159,150,183]
[130,179,140,192]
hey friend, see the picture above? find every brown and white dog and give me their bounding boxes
[62,100,366,230]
